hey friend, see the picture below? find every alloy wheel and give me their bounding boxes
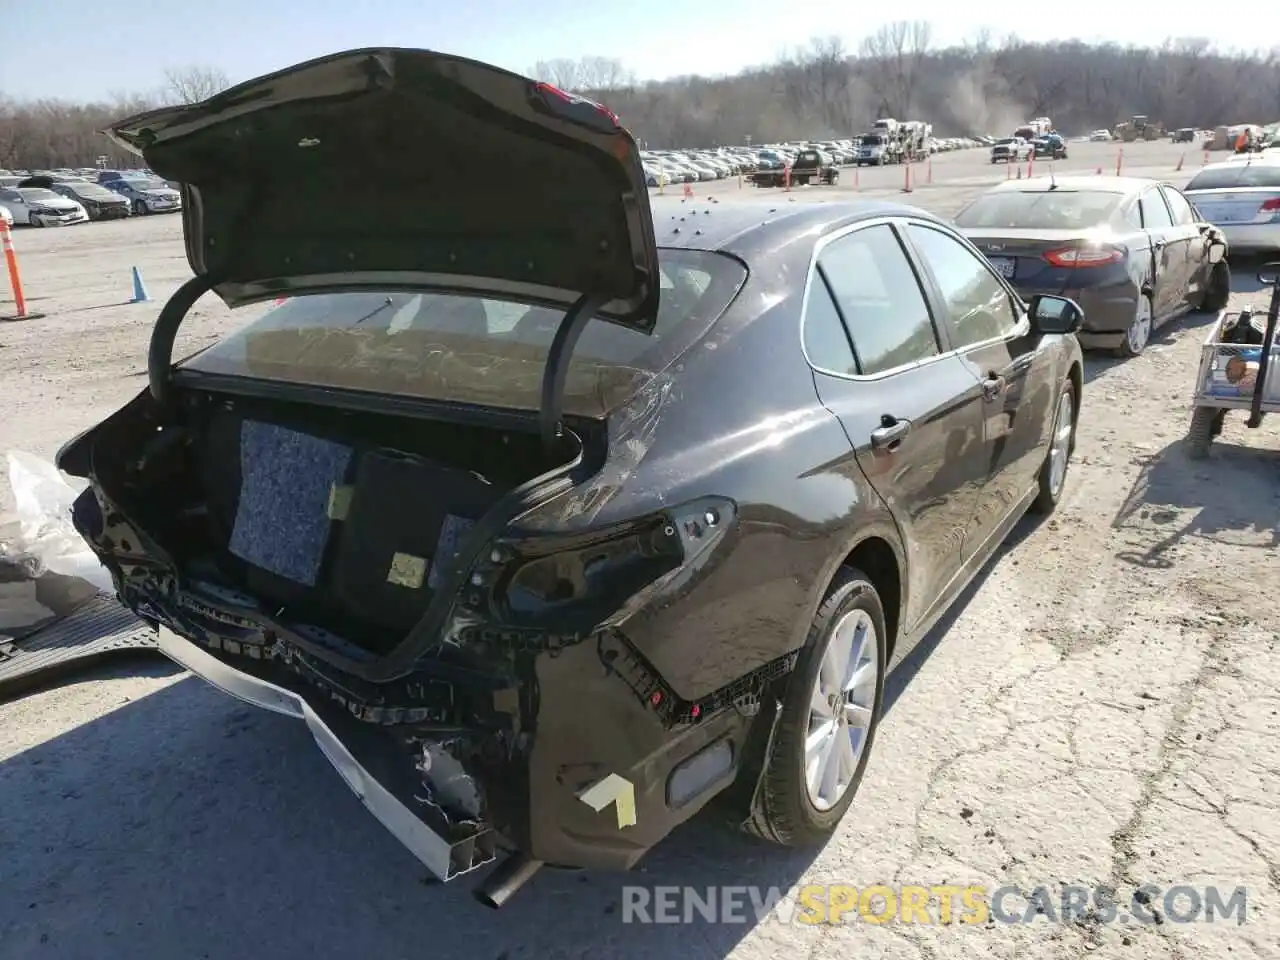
[804,609,879,812]
[1048,389,1074,497]
[1126,297,1152,354]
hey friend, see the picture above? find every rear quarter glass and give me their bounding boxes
[177,248,747,420]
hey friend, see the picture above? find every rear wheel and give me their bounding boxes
[1199,261,1231,312]
[1117,293,1153,358]
[750,567,886,846]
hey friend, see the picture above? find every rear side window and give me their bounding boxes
[1186,164,1280,190]
[817,224,940,376]
[1140,190,1174,228]
[802,277,857,375]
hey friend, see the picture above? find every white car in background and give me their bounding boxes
[1183,156,1280,254]
[0,184,88,226]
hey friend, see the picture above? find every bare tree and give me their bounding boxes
[529,56,632,93]
[858,20,932,116]
[163,65,231,105]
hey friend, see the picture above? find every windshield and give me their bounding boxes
[860,136,884,146]
[994,138,1016,146]
[177,249,747,419]
[1185,164,1280,190]
[954,190,1124,230]
[17,188,59,202]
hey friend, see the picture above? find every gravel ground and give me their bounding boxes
[0,139,1277,960]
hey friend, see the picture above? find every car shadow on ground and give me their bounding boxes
[0,513,1048,960]
[1110,434,1279,570]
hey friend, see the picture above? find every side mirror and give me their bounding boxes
[1028,294,1083,335]
[1208,241,1227,264]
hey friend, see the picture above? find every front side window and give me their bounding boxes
[907,224,1020,349]
[1161,186,1196,225]
[817,224,940,376]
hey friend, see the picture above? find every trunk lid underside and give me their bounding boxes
[106,46,662,332]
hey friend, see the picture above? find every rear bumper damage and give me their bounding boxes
[155,625,498,883]
[144,593,763,899]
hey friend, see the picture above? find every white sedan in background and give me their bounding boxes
[0,185,88,226]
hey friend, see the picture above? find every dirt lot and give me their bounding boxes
[1,138,1277,960]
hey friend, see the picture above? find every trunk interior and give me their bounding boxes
[110,386,589,657]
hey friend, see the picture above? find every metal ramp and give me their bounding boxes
[0,594,160,700]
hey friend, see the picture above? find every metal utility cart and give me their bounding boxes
[1186,260,1280,458]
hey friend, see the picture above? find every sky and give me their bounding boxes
[1,0,1271,102]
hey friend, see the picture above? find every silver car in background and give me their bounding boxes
[1182,157,1280,254]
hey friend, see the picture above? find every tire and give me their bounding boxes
[1031,378,1077,513]
[1186,407,1220,458]
[133,199,147,216]
[1199,260,1231,312]
[750,566,886,846]
[1116,293,1154,358]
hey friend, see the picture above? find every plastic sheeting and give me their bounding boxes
[0,450,113,594]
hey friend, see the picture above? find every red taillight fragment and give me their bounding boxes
[1043,246,1125,268]
[532,81,621,129]
[1259,198,1280,213]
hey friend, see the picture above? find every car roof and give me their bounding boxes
[980,175,1158,196]
[651,198,950,257]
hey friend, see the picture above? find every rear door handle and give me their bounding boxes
[870,418,911,450]
[983,374,1006,399]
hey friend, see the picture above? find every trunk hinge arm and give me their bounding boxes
[148,274,217,404]
[540,292,607,454]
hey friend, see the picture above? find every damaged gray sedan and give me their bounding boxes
[57,48,1084,906]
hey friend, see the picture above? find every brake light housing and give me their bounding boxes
[1043,246,1126,268]
[1259,197,1280,218]
[530,82,621,133]
[487,496,738,632]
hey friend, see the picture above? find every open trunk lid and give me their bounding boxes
[104,47,661,331]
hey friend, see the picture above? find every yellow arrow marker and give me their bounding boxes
[577,773,637,829]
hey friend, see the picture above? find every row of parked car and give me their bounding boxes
[0,167,182,227]
[641,136,986,186]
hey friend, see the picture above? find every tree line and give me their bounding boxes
[532,28,1280,149]
[4,31,1280,169]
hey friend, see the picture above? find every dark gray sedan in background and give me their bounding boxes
[955,176,1231,357]
[48,178,132,220]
